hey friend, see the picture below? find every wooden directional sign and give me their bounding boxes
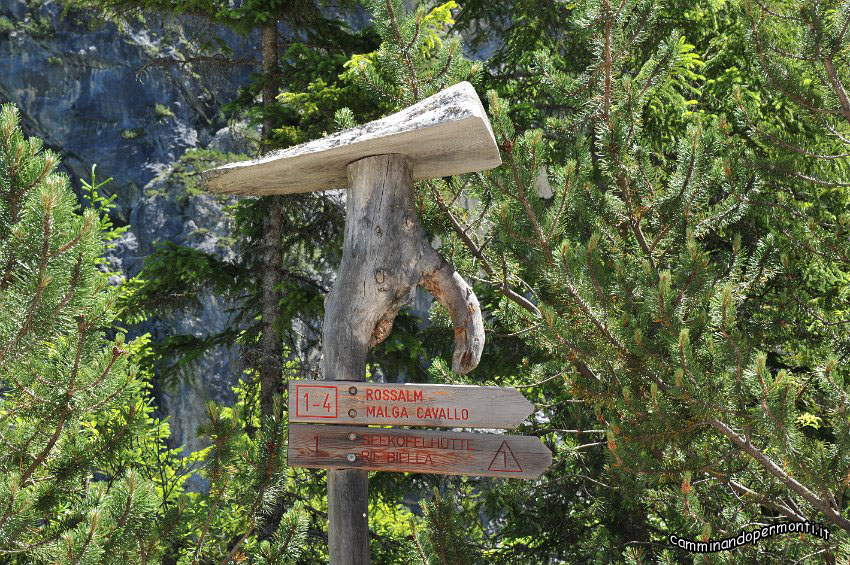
[288,423,552,479]
[288,380,534,429]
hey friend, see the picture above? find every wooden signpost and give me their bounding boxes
[205,82,551,565]
[289,424,551,479]
[288,380,535,429]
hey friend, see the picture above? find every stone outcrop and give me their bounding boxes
[0,0,254,458]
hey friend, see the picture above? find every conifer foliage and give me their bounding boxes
[344,0,480,107]
[344,0,850,560]
[6,0,850,561]
[0,102,312,563]
[0,103,160,560]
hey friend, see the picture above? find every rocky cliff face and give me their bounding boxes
[0,0,254,457]
[1,0,452,467]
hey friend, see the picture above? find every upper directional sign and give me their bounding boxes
[288,424,552,479]
[288,380,535,429]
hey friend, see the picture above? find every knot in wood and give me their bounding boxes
[373,225,383,237]
[404,216,415,231]
[375,269,387,284]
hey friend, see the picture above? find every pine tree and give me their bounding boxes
[345,0,850,561]
[0,103,165,561]
[411,489,480,565]
[343,0,481,107]
[65,0,369,421]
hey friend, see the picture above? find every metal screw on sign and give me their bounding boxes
[346,453,357,463]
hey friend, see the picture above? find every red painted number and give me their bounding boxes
[294,385,337,418]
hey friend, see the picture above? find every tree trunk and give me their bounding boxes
[259,22,283,420]
[257,20,287,544]
[324,153,485,564]
[324,155,484,381]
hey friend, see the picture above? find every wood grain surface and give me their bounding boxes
[321,155,484,378]
[202,82,501,195]
[289,380,534,429]
[289,424,552,480]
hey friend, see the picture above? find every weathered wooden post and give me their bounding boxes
[204,82,503,564]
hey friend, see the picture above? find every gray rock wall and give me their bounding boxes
[0,0,461,467]
[0,0,254,458]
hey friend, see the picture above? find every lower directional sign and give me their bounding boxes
[288,423,552,479]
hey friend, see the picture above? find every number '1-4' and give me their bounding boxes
[303,392,331,411]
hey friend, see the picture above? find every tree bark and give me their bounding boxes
[259,22,284,420]
[323,154,485,382]
[328,469,370,564]
[260,23,280,155]
[324,154,485,564]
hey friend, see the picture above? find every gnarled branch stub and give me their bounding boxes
[203,82,502,375]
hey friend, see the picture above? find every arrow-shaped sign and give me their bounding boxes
[288,380,535,429]
[288,424,552,479]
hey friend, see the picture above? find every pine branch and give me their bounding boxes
[70,512,98,565]
[602,0,613,124]
[384,0,419,100]
[747,4,846,116]
[709,418,850,531]
[410,518,428,565]
[136,54,257,78]
[426,181,541,317]
[48,253,83,323]
[759,162,850,187]
[51,217,93,258]
[616,169,656,272]
[832,10,850,54]
[751,0,803,22]
[556,255,629,356]
[823,57,850,126]
[0,205,54,361]
[506,153,554,262]
[194,476,229,563]
[0,531,64,556]
[740,102,850,159]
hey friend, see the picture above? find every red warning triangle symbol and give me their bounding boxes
[488,440,523,473]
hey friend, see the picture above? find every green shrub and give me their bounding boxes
[0,102,164,560]
[154,103,175,120]
[121,127,145,140]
